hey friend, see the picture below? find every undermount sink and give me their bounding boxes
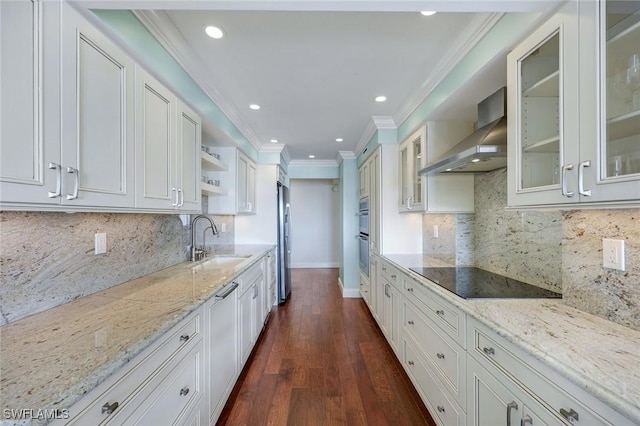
[190,254,251,270]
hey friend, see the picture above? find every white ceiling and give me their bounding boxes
[83,1,562,161]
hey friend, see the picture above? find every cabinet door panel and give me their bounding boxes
[135,68,175,209]
[0,0,60,205]
[61,4,134,207]
[178,102,201,211]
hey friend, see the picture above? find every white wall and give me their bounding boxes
[290,179,340,268]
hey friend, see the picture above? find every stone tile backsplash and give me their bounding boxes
[422,168,640,331]
[562,209,639,330]
[0,212,186,325]
[0,204,235,325]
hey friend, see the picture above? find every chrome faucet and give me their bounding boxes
[189,215,218,261]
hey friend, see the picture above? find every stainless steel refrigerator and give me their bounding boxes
[276,182,292,303]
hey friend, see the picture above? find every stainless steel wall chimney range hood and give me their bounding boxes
[418,87,507,175]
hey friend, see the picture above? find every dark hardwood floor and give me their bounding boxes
[216,268,436,426]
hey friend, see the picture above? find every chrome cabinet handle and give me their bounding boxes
[559,408,579,422]
[101,401,119,415]
[407,360,414,366]
[47,163,62,198]
[437,353,445,359]
[406,196,413,210]
[561,164,575,197]
[407,287,414,293]
[483,347,495,355]
[437,406,445,413]
[247,201,253,211]
[179,387,190,396]
[506,401,518,426]
[179,334,190,343]
[172,187,178,207]
[66,167,79,200]
[520,414,533,426]
[407,320,414,325]
[436,310,445,316]
[382,266,387,271]
[391,274,396,279]
[578,160,592,196]
[215,282,239,300]
[178,188,184,206]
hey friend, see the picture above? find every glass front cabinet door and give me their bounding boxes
[579,0,640,204]
[509,0,640,207]
[507,2,580,207]
[398,126,426,212]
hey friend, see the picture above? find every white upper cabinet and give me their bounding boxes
[398,126,426,212]
[177,100,202,212]
[60,2,135,208]
[135,66,201,212]
[508,0,640,208]
[236,151,256,214]
[578,0,640,204]
[399,124,475,213]
[1,0,60,206]
[507,1,579,207]
[206,147,257,215]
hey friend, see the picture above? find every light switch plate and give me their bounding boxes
[95,233,107,255]
[603,238,625,271]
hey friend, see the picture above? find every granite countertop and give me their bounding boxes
[0,245,274,424]
[384,253,640,423]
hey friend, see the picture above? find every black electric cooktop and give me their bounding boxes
[409,267,562,299]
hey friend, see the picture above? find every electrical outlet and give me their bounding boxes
[221,223,227,233]
[603,238,625,271]
[433,225,439,239]
[95,233,107,255]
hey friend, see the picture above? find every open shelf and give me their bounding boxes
[201,182,227,196]
[523,70,559,98]
[523,135,560,153]
[201,151,228,172]
[607,108,640,141]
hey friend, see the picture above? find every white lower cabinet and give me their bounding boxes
[207,282,239,424]
[60,307,204,425]
[363,261,635,426]
[467,356,563,426]
[60,254,271,426]
[403,335,466,426]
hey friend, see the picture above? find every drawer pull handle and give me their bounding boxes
[407,320,414,325]
[391,274,396,279]
[407,288,414,293]
[520,414,533,426]
[101,401,119,415]
[180,386,190,396]
[180,334,190,343]
[437,405,445,413]
[506,401,518,426]
[407,360,415,366]
[437,353,445,359]
[559,408,579,422]
[436,310,445,316]
[382,267,387,271]
[483,347,495,356]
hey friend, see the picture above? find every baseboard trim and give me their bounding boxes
[342,288,362,298]
[291,262,339,269]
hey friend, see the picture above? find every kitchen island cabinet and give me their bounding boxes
[0,245,274,426]
[363,254,640,425]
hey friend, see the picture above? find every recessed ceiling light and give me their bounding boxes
[309,155,316,159]
[445,168,452,172]
[336,138,344,142]
[420,11,437,16]
[270,139,278,143]
[375,96,387,103]
[249,104,261,110]
[205,26,224,39]
[471,158,481,163]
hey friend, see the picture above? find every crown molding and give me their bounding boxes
[354,115,397,158]
[288,159,338,168]
[392,12,504,127]
[336,151,356,164]
[133,10,263,154]
[280,146,291,166]
[259,143,285,153]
